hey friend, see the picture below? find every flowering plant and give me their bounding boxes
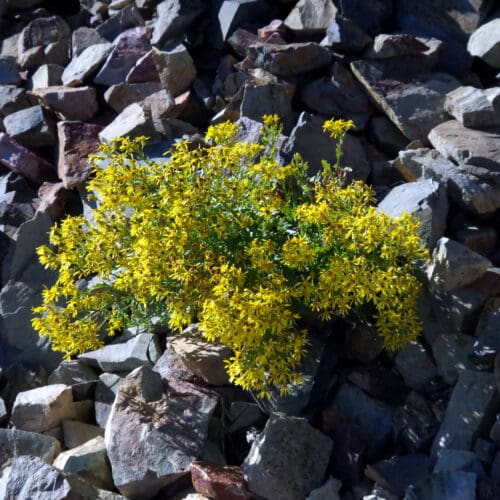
[33,116,428,397]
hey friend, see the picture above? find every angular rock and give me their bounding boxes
[63,420,104,449]
[37,181,74,221]
[284,0,338,36]
[3,105,55,148]
[247,42,332,77]
[242,413,333,500]
[350,59,461,141]
[0,397,6,424]
[125,49,160,83]
[191,461,251,499]
[427,237,491,291]
[428,120,500,172]
[78,333,161,372]
[300,61,374,129]
[95,373,125,428]
[365,34,429,59]
[105,366,219,499]
[431,370,498,456]
[0,56,20,85]
[104,81,162,113]
[153,343,201,383]
[434,449,485,476]
[94,27,151,87]
[321,15,372,52]
[306,477,341,500]
[0,86,31,118]
[467,18,500,69]
[154,44,196,96]
[0,133,57,184]
[0,428,61,467]
[96,3,145,42]
[71,27,109,57]
[404,471,476,500]
[393,341,438,390]
[470,297,500,370]
[53,435,114,490]
[11,384,75,433]
[378,179,448,250]
[48,360,98,401]
[151,0,207,47]
[30,64,64,89]
[34,85,99,121]
[281,112,370,182]
[338,0,393,36]
[62,42,112,86]
[395,148,500,215]
[444,86,500,129]
[217,0,269,42]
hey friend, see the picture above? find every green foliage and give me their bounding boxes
[33,116,428,397]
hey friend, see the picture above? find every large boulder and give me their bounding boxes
[467,18,500,69]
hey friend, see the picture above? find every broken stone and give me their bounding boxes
[37,181,73,221]
[96,3,145,42]
[63,420,104,449]
[0,86,31,118]
[48,360,98,401]
[104,81,162,113]
[125,49,160,83]
[71,27,109,57]
[393,341,438,390]
[62,42,112,86]
[434,448,485,476]
[306,477,341,500]
[191,461,251,499]
[470,297,500,370]
[242,413,333,500]
[467,18,500,69]
[3,105,55,148]
[0,56,20,85]
[30,63,64,89]
[154,44,196,97]
[365,34,429,59]
[321,15,372,52]
[95,373,125,428]
[217,0,269,42]
[284,0,337,36]
[405,471,477,500]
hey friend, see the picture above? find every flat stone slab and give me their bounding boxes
[350,59,460,141]
[428,119,500,172]
[62,42,112,86]
[467,18,500,69]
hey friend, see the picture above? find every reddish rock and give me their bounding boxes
[57,121,102,189]
[33,85,98,121]
[191,461,252,500]
[37,181,72,220]
[0,133,57,185]
[126,49,160,84]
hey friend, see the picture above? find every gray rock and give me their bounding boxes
[434,449,485,476]
[247,42,332,77]
[470,297,500,369]
[48,360,98,400]
[151,0,207,47]
[125,49,160,83]
[62,42,112,86]
[34,86,99,121]
[428,120,500,172]
[444,86,500,129]
[431,333,477,385]
[0,56,20,85]
[105,366,218,499]
[338,0,393,36]
[365,34,429,59]
[467,18,500,69]
[71,27,109,57]
[104,81,162,113]
[426,237,491,291]
[11,384,75,433]
[284,0,338,36]
[3,105,56,148]
[306,477,341,500]
[78,333,161,372]
[30,64,64,89]
[0,397,6,424]
[53,436,114,490]
[0,428,61,467]
[378,179,448,250]
[154,44,196,97]
[329,383,394,458]
[96,3,145,42]
[431,370,498,456]
[95,373,125,428]
[63,420,104,449]
[242,413,333,500]
[395,148,500,215]
[300,61,374,129]
[393,341,438,390]
[217,0,269,42]
[350,59,461,141]
[94,27,151,87]
[281,112,370,182]
[0,86,31,118]
[321,15,372,52]
[404,471,476,500]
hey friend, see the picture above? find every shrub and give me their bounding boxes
[33,116,428,397]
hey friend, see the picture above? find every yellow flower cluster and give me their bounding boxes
[32,116,428,397]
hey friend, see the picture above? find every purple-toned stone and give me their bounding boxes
[125,49,160,84]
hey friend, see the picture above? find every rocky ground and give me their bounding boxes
[1,0,500,498]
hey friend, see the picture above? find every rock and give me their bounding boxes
[63,420,104,449]
[153,343,202,383]
[467,19,500,69]
[426,237,491,291]
[96,3,145,42]
[321,15,372,52]
[48,360,98,400]
[431,370,498,456]
[351,59,461,141]
[300,61,374,129]
[125,49,160,83]
[57,121,103,189]
[434,449,485,476]
[62,42,112,86]
[365,454,432,497]
[247,42,332,77]
[191,461,251,499]
[395,148,500,215]
[53,435,114,490]
[0,428,61,467]
[329,383,394,458]
[104,81,162,112]
[281,112,370,182]
[11,384,75,433]
[95,373,125,428]
[34,85,99,121]
[30,64,64,89]
[0,397,6,424]
[470,297,500,370]
[404,471,477,500]
[444,86,500,129]
[378,179,448,250]
[6,0,43,7]
[3,104,55,148]
[78,333,161,372]
[0,56,20,85]
[71,27,109,57]
[393,341,438,390]
[428,120,500,172]
[105,366,219,499]
[0,86,31,118]
[284,0,338,36]
[338,0,393,36]
[431,333,477,385]
[242,413,333,500]
[37,182,74,221]
[151,0,207,47]
[306,477,341,500]
[170,324,231,386]
[154,44,196,97]
[365,34,429,59]
[217,0,269,42]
